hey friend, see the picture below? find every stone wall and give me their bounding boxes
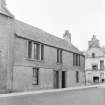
[12,36,85,91]
[0,14,14,90]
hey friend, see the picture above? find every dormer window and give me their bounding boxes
[92,53,95,58]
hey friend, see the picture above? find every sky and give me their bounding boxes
[6,0,105,51]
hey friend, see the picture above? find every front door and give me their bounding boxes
[54,71,59,88]
[62,71,66,88]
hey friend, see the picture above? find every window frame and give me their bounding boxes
[92,65,98,70]
[57,48,62,64]
[73,53,80,66]
[32,67,39,85]
[28,40,32,58]
[27,40,44,61]
[100,60,104,70]
[92,53,95,58]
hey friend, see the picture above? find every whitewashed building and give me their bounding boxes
[85,35,105,85]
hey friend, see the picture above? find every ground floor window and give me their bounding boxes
[32,67,39,85]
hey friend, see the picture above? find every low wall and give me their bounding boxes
[0,85,105,105]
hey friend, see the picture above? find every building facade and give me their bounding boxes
[0,0,85,92]
[85,35,105,85]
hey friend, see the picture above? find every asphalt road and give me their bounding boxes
[0,87,105,105]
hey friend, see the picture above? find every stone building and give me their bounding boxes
[85,35,105,85]
[0,0,85,92]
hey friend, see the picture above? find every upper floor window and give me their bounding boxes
[41,45,44,60]
[92,53,95,58]
[28,41,32,59]
[100,60,104,70]
[73,53,80,66]
[73,53,76,66]
[28,40,44,60]
[78,55,80,66]
[92,65,98,70]
[57,49,62,64]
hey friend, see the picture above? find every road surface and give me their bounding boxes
[0,87,105,105]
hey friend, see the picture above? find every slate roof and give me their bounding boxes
[14,20,82,54]
[0,2,82,54]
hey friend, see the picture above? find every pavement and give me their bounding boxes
[0,85,105,105]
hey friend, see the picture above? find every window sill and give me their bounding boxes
[57,62,63,65]
[73,65,81,67]
[32,84,39,86]
[25,58,35,61]
[25,58,44,63]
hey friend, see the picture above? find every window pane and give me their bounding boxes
[34,43,40,60]
[57,49,62,64]
[92,53,95,58]
[92,65,98,70]
[31,42,35,59]
[34,44,37,59]
[36,44,40,60]
[73,53,74,66]
[79,55,80,66]
[100,60,104,70]
[60,50,62,63]
[57,49,59,63]
[28,41,32,58]
[41,45,44,60]
[73,53,76,66]
[76,54,78,66]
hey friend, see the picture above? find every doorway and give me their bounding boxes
[93,76,99,83]
[62,71,66,88]
[54,71,59,88]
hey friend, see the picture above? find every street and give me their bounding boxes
[0,86,105,105]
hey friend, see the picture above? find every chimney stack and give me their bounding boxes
[88,35,100,48]
[63,30,71,43]
[0,0,14,18]
[0,0,6,9]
